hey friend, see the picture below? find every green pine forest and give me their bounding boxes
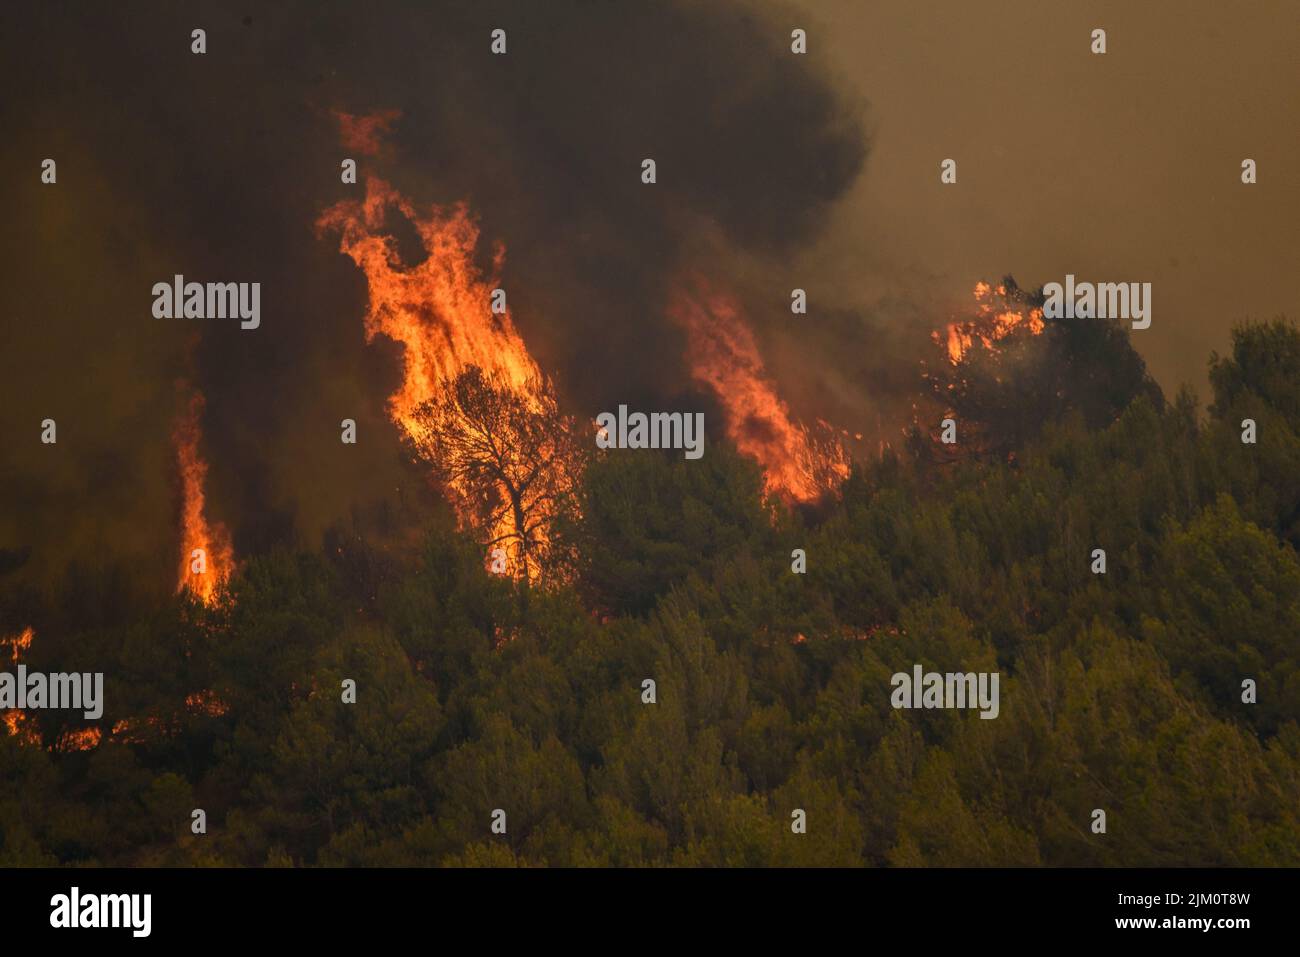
[3,315,1300,867]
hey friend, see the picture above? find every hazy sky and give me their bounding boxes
[790,0,1299,399]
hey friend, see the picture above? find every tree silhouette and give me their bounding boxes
[408,366,583,586]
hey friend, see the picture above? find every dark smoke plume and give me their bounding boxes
[1,0,868,581]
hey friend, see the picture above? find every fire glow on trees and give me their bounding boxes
[1,626,228,750]
[921,277,1128,462]
[934,281,1045,366]
[409,366,583,586]
[175,388,233,605]
[1,627,37,743]
[670,277,850,503]
[0,627,102,751]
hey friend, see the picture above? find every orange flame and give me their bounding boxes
[934,281,1044,365]
[2,627,92,748]
[109,692,228,745]
[2,709,38,744]
[670,278,849,502]
[318,178,545,434]
[56,727,102,752]
[185,689,229,717]
[110,717,151,743]
[3,625,33,665]
[1,627,205,752]
[175,390,233,604]
[318,176,566,577]
[1,627,37,742]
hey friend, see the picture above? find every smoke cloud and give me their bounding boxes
[1,0,871,584]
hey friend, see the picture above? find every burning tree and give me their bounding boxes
[408,365,584,586]
[319,175,586,586]
[925,277,1161,459]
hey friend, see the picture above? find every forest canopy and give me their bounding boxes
[2,319,1299,867]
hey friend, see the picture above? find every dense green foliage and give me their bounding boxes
[3,320,1300,866]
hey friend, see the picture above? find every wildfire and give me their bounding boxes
[935,281,1044,365]
[318,176,570,580]
[185,689,229,717]
[319,178,545,433]
[669,278,849,503]
[2,709,37,743]
[109,691,229,744]
[318,116,841,561]
[56,727,102,752]
[1,627,100,750]
[2,624,225,750]
[3,625,33,664]
[175,389,233,604]
[1,627,37,742]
